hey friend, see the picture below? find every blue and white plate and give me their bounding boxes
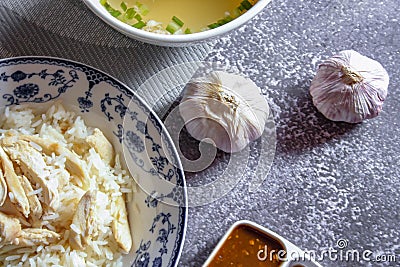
[0,56,187,267]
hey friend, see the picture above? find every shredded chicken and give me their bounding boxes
[18,135,90,189]
[0,211,21,246]
[86,128,115,166]
[69,190,97,250]
[1,138,59,210]
[0,167,7,206]
[112,195,132,253]
[20,175,43,227]
[0,212,59,249]
[12,228,60,247]
[0,197,30,227]
[0,146,30,218]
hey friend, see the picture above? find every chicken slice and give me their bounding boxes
[69,190,97,250]
[72,140,91,157]
[20,175,43,227]
[0,197,30,227]
[86,128,115,166]
[0,211,21,247]
[1,211,59,248]
[18,135,90,189]
[12,228,60,247]
[112,195,132,253]
[0,146,30,218]
[1,139,59,210]
[0,167,7,206]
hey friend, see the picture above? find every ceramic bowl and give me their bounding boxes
[203,220,322,267]
[0,56,187,267]
[82,0,272,46]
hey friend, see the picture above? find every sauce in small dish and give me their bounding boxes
[207,224,284,266]
[203,220,323,267]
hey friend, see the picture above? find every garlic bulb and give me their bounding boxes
[310,50,389,123]
[179,71,269,153]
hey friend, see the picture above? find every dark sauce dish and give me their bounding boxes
[203,220,322,267]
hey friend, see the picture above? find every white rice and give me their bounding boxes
[27,188,43,197]
[41,213,59,221]
[29,140,42,151]
[45,224,57,232]
[0,103,135,266]
[48,245,65,252]
[21,253,29,262]
[120,188,132,193]
[8,192,14,202]
[36,245,44,253]
[70,224,81,235]
[5,255,21,261]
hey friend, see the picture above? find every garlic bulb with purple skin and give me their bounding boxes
[310,50,389,123]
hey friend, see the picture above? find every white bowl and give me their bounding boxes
[82,0,272,46]
[0,56,187,267]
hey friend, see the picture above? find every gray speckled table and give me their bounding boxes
[181,1,400,267]
[0,0,399,266]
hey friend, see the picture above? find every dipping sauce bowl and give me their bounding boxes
[203,220,322,267]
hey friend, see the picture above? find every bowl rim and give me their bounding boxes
[0,55,188,267]
[82,0,272,45]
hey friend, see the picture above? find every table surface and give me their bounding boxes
[0,0,399,267]
[186,1,400,266]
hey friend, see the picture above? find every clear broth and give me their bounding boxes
[109,0,243,32]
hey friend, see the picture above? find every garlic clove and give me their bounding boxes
[180,71,269,153]
[310,50,389,123]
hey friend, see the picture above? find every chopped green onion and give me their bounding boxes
[102,3,121,18]
[207,23,219,29]
[132,21,146,29]
[100,0,107,6]
[136,2,149,16]
[104,4,122,18]
[184,28,192,34]
[103,3,111,10]
[134,14,142,21]
[224,15,234,23]
[232,7,242,18]
[217,19,227,25]
[241,0,253,10]
[166,21,181,34]
[141,9,149,16]
[172,16,184,27]
[206,0,254,30]
[120,1,127,11]
[125,8,136,20]
[111,10,122,17]
[166,16,185,34]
